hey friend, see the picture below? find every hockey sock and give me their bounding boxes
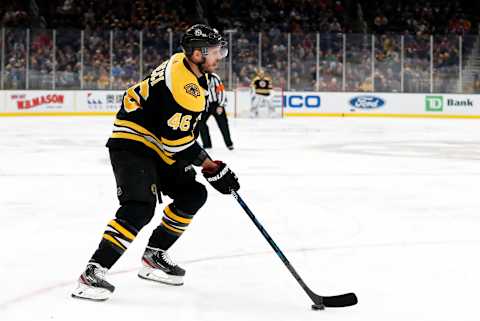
[90,218,138,269]
[147,204,194,250]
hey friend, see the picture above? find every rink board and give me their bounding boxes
[0,90,479,118]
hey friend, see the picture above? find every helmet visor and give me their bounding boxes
[205,45,228,59]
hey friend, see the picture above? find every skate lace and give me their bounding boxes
[89,264,107,281]
[159,251,176,267]
[95,267,107,279]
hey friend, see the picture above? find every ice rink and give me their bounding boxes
[1,115,479,321]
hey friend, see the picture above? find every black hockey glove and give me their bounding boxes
[202,160,240,194]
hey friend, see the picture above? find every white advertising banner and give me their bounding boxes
[75,91,123,113]
[1,90,479,118]
[4,91,75,113]
[283,92,480,117]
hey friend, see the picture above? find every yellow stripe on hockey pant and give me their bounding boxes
[161,221,184,234]
[103,234,127,250]
[108,220,135,241]
[164,206,192,224]
[110,132,175,165]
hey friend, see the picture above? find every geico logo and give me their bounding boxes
[284,95,321,108]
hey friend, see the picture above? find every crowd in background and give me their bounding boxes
[1,0,480,92]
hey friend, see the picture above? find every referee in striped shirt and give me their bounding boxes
[198,73,234,150]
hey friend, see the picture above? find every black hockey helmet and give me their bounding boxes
[181,24,228,57]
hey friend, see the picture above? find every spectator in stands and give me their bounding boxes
[374,12,389,34]
[2,4,29,27]
[1,0,478,93]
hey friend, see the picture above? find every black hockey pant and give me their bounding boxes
[90,149,207,269]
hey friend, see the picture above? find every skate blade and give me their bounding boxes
[138,267,184,286]
[71,283,112,301]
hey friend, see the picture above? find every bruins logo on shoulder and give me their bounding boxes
[184,83,200,97]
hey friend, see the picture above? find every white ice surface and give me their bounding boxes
[1,116,479,321]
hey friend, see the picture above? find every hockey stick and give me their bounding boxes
[231,190,358,309]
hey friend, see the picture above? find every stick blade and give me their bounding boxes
[322,292,358,308]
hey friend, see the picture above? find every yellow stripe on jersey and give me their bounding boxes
[160,134,195,147]
[168,53,206,112]
[113,119,177,157]
[111,132,175,165]
[103,233,126,250]
[114,119,159,140]
[108,219,135,241]
[164,206,192,224]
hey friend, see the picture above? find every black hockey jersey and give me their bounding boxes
[106,52,208,166]
[251,76,273,96]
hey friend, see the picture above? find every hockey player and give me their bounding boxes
[71,24,240,301]
[198,73,234,150]
[250,68,273,117]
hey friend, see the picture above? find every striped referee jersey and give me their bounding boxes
[207,73,226,107]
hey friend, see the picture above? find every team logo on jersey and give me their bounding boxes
[184,83,201,97]
[259,80,266,88]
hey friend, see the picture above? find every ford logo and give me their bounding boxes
[349,96,385,109]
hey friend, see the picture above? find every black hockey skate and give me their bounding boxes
[71,262,115,301]
[138,247,185,286]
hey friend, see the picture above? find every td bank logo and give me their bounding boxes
[425,96,443,112]
[426,96,474,112]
